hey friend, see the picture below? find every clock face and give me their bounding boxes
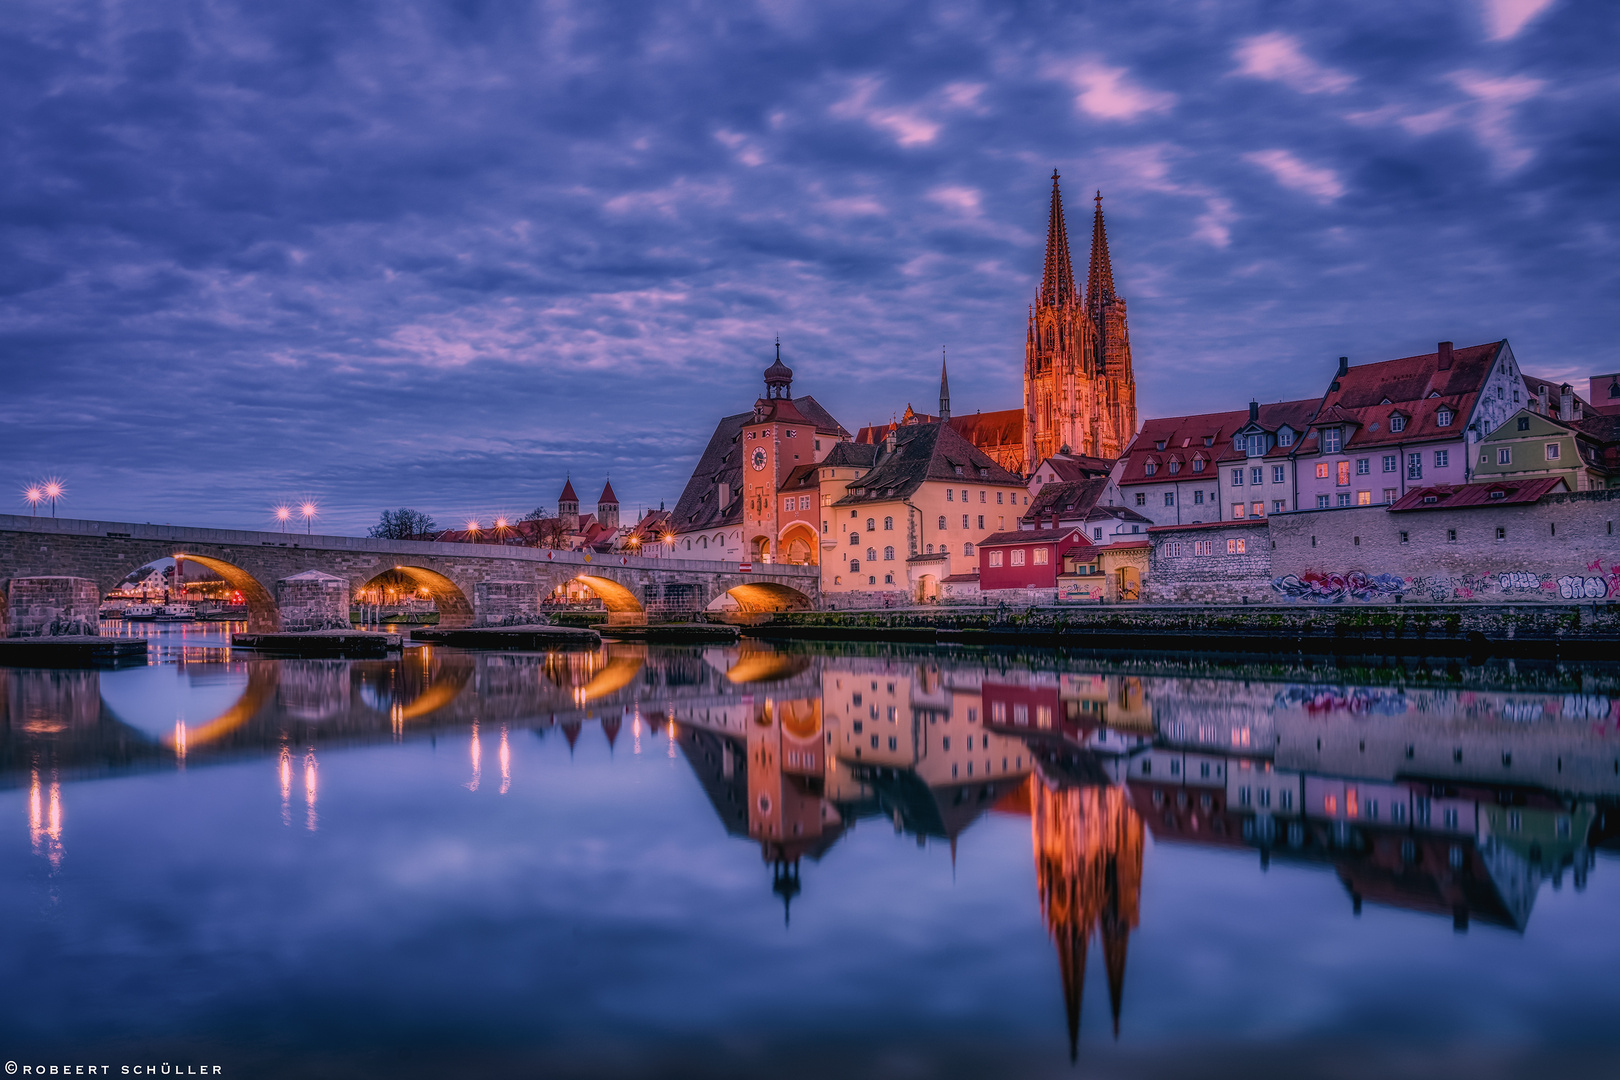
[751,447,768,471]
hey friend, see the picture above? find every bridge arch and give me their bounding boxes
[379,565,475,628]
[171,553,278,633]
[778,522,819,566]
[720,581,814,613]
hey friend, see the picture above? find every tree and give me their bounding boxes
[369,508,437,540]
[520,507,550,521]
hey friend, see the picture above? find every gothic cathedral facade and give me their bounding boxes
[1024,172,1137,466]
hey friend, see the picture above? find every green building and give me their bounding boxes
[1475,405,1617,491]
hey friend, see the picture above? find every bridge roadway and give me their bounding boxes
[0,513,819,633]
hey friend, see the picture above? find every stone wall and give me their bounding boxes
[644,582,702,621]
[1144,522,1273,604]
[1269,489,1620,604]
[474,581,543,626]
[5,576,100,637]
[275,571,350,631]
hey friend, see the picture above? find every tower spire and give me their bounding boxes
[939,347,951,423]
[1040,170,1077,307]
[1086,190,1116,306]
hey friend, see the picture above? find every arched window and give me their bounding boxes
[868,575,876,585]
[884,516,893,530]
[684,539,691,550]
[850,559,860,572]
[926,543,934,553]
[866,547,876,561]
[866,517,875,531]
[884,546,895,560]
[699,536,708,548]
[884,573,894,584]
[964,543,974,556]
[937,516,947,530]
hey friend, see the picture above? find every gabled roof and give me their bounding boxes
[1024,478,1109,524]
[1117,399,1319,486]
[778,462,820,493]
[834,423,1023,507]
[979,526,1089,546]
[1032,453,1116,483]
[820,441,879,469]
[1304,341,1503,452]
[599,478,618,504]
[855,408,1025,455]
[1388,477,1569,512]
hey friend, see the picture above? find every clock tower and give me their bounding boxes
[741,343,818,563]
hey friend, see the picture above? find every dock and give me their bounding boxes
[0,636,148,668]
[232,630,402,657]
[410,624,602,650]
[598,623,740,643]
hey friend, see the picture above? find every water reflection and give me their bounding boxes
[2,636,1618,1067]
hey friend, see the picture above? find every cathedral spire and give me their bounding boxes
[939,348,951,422]
[1040,170,1077,307]
[1086,191,1116,306]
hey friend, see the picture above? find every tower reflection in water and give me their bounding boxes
[2,642,1617,1061]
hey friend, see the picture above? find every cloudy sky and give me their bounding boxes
[1,0,1613,533]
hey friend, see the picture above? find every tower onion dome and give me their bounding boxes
[763,339,793,399]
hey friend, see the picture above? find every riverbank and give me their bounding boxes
[737,603,1620,659]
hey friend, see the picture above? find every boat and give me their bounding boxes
[123,604,159,621]
[156,603,196,622]
[98,602,128,620]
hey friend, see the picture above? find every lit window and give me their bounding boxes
[1232,502,1245,518]
[1033,548,1048,565]
[1273,499,1286,513]
[988,551,1003,567]
[1227,538,1246,554]
[1315,463,1330,479]
[1357,491,1371,506]
[1337,461,1350,486]
[1251,502,1264,517]
[1011,549,1026,566]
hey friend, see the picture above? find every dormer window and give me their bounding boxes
[954,465,964,476]
[1192,458,1206,473]
[1389,415,1406,433]
[1143,461,1158,477]
[1244,434,1266,457]
[1155,440,1167,451]
[1323,428,1342,453]
[1277,428,1294,447]
[1489,489,1506,499]
[1422,495,1438,504]
[1203,436,1214,447]
[1436,408,1453,426]
[1168,459,1181,475]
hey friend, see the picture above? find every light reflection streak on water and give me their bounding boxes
[633,705,642,756]
[279,745,293,827]
[303,749,318,832]
[499,725,511,795]
[28,767,64,870]
[174,719,187,766]
[467,721,482,792]
[667,719,677,759]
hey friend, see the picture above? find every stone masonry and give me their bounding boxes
[5,576,101,637]
[276,570,352,632]
[1144,520,1273,604]
[474,581,543,626]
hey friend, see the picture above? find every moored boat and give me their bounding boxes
[123,603,159,621]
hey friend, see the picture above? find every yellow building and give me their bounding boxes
[818,421,1030,606]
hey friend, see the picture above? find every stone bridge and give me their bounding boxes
[0,513,819,634]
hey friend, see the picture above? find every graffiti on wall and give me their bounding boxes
[1274,561,1620,603]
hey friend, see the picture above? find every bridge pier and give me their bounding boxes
[473,581,542,627]
[3,577,101,637]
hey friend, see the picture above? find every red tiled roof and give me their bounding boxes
[1388,477,1569,512]
[1304,341,1503,452]
[559,478,579,502]
[599,478,618,503]
[1117,399,1320,486]
[979,526,1089,546]
[1033,453,1116,482]
[941,572,980,583]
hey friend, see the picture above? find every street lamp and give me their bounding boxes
[274,505,291,532]
[464,518,481,542]
[38,479,64,518]
[300,501,317,534]
[23,485,43,517]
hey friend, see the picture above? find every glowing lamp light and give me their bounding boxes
[299,501,318,533]
[23,485,44,516]
[274,505,292,532]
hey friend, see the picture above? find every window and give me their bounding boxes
[946,489,953,501]
[883,545,894,560]
[1315,463,1330,479]
[1497,447,1512,465]
[962,515,969,529]
[849,532,859,545]
[1323,428,1342,452]
[1407,453,1423,480]
[996,491,1004,504]
[1517,416,1531,431]
[1168,460,1181,474]
[883,516,893,530]
[1336,460,1350,486]
[1252,501,1264,517]
[1144,462,1157,476]
[1278,428,1294,446]
[1232,503,1246,518]
[937,516,947,529]
[884,573,893,584]
[1383,488,1398,503]
[1033,548,1048,565]
[988,551,1003,567]
[1317,494,1330,508]
[1011,549,1026,566]
[1246,434,1265,457]
[1094,527,1103,540]
[1437,408,1453,426]
[1135,493,1147,506]
[1193,490,1204,504]
[1389,415,1405,433]
[964,543,973,556]
[782,497,793,512]
[977,515,984,529]
[1434,450,1449,468]
[1272,465,1285,484]
[866,517,875,531]
[1192,458,1205,472]
[1194,540,1213,556]
[1337,493,1352,506]
[1447,528,1457,542]
[1250,467,1263,485]
[800,496,811,510]
[960,489,967,502]
[979,491,986,502]
[1355,458,1370,475]
[1383,454,1397,473]
[1273,499,1286,513]
[1228,468,1243,486]
[1357,491,1371,505]
[1227,538,1246,554]
[866,547,876,561]
[1496,526,1506,540]
[1164,492,1175,507]
[1545,442,1561,461]
[1167,541,1183,557]
[850,559,860,572]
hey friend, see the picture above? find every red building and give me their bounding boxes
[977,526,1089,590]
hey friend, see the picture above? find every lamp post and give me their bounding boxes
[275,505,291,532]
[39,479,64,518]
[23,485,43,517]
[464,518,481,544]
[300,501,317,534]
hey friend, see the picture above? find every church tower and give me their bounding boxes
[596,478,620,530]
[558,477,579,532]
[1023,173,1137,467]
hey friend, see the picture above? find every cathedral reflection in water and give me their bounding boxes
[2,641,1616,1060]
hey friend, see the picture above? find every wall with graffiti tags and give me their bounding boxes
[1264,490,1620,604]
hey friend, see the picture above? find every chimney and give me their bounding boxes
[1438,341,1453,371]
[1337,356,1349,378]
[884,429,897,454]
[1560,383,1575,422]
[1537,384,1549,415]
[1248,400,1259,423]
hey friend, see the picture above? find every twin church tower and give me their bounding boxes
[1023,170,1137,466]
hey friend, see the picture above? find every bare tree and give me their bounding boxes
[369,508,437,540]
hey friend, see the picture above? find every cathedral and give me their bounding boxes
[1024,171,1137,465]
[856,172,1138,474]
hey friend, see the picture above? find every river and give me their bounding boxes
[1,624,1617,1078]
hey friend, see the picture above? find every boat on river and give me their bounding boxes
[155,603,196,622]
[122,603,159,621]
